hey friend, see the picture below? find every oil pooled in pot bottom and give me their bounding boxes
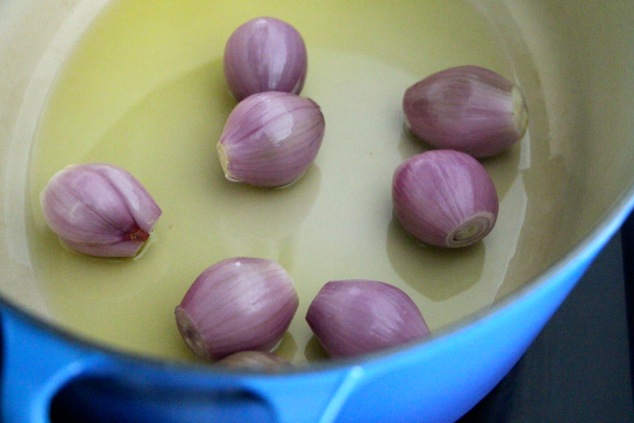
[28,0,526,365]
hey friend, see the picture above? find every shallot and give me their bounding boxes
[175,257,299,360]
[403,65,528,158]
[306,279,430,358]
[40,163,161,258]
[217,91,325,187]
[392,150,499,248]
[224,17,307,101]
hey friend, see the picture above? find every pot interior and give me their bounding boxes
[1,0,634,365]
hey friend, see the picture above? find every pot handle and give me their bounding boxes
[245,365,366,423]
[0,303,102,423]
[0,303,366,423]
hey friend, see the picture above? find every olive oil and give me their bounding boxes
[28,0,524,364]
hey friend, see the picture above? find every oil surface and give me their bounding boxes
[28,0,526,365]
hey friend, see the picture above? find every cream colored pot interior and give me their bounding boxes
[1,0,633,365]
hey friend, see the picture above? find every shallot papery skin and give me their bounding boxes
[40,163,162,258]
[175,257,299,360]
[306,280,430,358]
[392,150,499,248]
[403,65,528,158]
[217,91,325,187]
[224,16,307,101]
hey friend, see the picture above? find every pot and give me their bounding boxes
[2,1,634,422]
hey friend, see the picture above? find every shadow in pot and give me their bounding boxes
[386,218,485,301]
